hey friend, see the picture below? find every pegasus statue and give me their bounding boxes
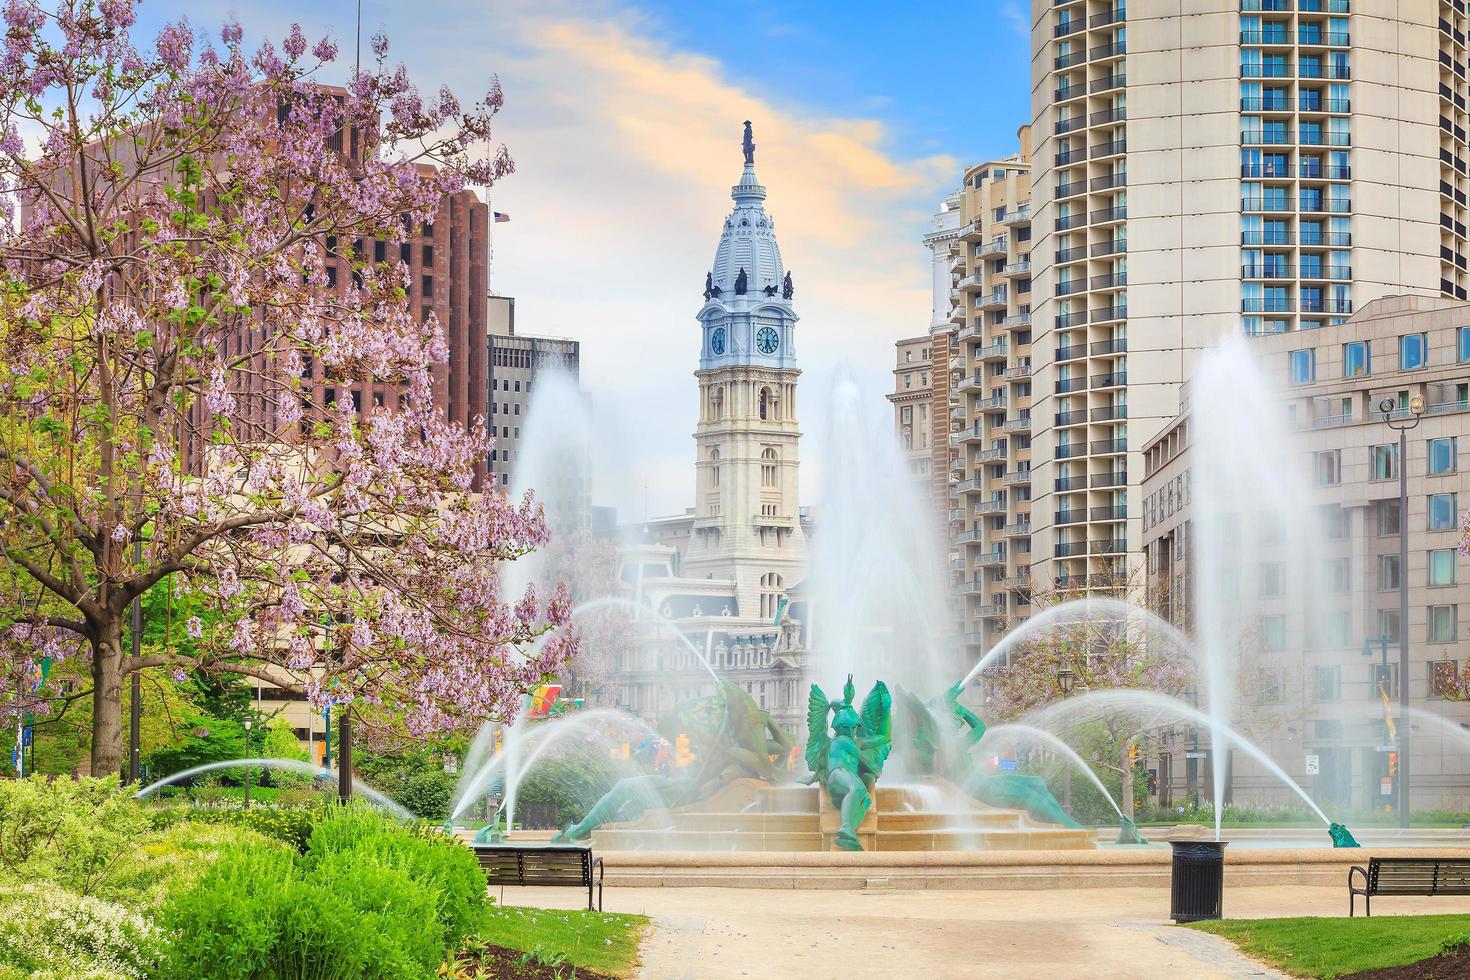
[806,675,892,851]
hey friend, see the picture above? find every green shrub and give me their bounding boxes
[0,776,150,896]
[353,746,458,820]
[0,880,162,979]
[107,822,287,911]
[153,798,330,852]
[303,805,487,945]
[159,841,446,980]
[511,747,620,826]
[1441,933,1470,956]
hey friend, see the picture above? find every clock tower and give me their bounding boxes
[685,122,806,617]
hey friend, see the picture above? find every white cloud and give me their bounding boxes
[174,0,955,516]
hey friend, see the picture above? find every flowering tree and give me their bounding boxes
[982,580,1192,820]
[0,0,576,775]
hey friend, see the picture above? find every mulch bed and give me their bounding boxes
[1342,950,1470,980]
[462,942,618,980]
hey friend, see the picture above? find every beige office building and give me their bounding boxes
[1142,295,1470,810]
[888,336,937,480]
[1025,0,1466,596]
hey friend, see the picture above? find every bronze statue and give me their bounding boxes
[704,271,715,300]
[742,120,755,166]
[782,271,793,300]
[734,267,748,295]
[763,284,777,297]
[806,675,891,851]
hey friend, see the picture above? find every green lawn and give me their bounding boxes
[1187,915,1470,978]
[471,904,649,977]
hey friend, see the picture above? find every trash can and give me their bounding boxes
[1169,840,1227,922]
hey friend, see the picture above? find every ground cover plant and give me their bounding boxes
[1188,915,1470,978]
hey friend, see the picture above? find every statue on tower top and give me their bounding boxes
[742,120,755,166]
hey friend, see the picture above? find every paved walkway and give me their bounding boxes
[501,884,1470,979]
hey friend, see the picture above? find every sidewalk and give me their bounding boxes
[502,883,1470,979]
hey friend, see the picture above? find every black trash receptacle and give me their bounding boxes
[1169,840,1227,922]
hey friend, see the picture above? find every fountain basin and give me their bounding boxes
[590,778,1097,852]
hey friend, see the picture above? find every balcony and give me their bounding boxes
[1055,475,1088,492]
[1001,469,1031,487]
[1054,17,1085,38]
[1002,205,1032,226]
[1002,414,1031,432]
[1090,271,1128,290]
[1056,212,1088,231]
[1091,40,1126,61]
[976,290,1010,310]
[1090,470,1127,488]
[1240,29,1293,46]
[957,373,985,393]
[1241,129,1295,146]
[954,477,984,495]
[1003,360,1033,380]
[977,238,1009,257]
[1054,540,1090,558]
[955,528,985,544]
[1242,297,1295,313]
[1057,278,1088,296]
[976,551,1008,568]
[1000,258,1033,278]
[952,423,986,445]
[1056,344,1086,362]
[1090,205,1128,225]
[976,446,1009,463]
[957,322,985,343]
[1055,115,1087,137]
[1001,312,1032,328]
[1056,375,1089,394]
[975,393,1008,410]
[1090,138,1127,158]
[976,339,1009,361]
[1055,510,1086,526]
[1090,6,1126,28]
[1091,238,1127,257]
[1055,311,1089,329]
[1090,403,1128,422]
[954,577,986,596]
[1055,442,1088,459]
[1091,305,1128,323]
[1090,438,1128,455]
[1243,263,1296,279]
[1055,409,1088,427]
[1091,171,1128,191]
[1242,195,1295,213]
[1091,337,1127,355]
[1090,538,1127,554]
[1090,106,1127,127]
[1089,73,1126,95]
[1002,520,1032,537]
[1242,162,1294,179]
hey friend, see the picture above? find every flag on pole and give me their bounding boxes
[493,211,511,223]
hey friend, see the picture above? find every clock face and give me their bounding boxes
[711,327,726,356]
[756,326,780,355]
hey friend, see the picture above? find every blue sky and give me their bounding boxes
[130,0,1034,517]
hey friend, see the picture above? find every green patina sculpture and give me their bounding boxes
[551,774,693,842]
[1115,816,1147,845]
[1329,822,1360,848]
[897,683,1085,832]
[474,809,508,843]
[806,675,892,851]
[551,680,793,843]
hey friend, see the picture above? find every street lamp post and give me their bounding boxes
[242,718,253,809]
[1056,661,1076,814]
[1363,633,1391,811]
[1379,395,1424,829]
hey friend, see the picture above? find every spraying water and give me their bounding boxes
[1188,334,1327,839]
[134,758,414,820]
[981,723,1127,821]
[1025,690,1332,832]
[573,596,719,683]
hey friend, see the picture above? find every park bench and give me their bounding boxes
[1349,857,1470,916]
[471,843,605,911]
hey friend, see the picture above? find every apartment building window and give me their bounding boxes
[1429,660,1457,699]
[993,206,1006,222]
[1429,549,1458,586]
[1289,348,1315,384]
[1399,333,1428,370]
[1370,444,1399,480]
[1378,608,1401,643]
[1314,610,1351,649]
[1259,563,1285,598]
[905,350,913,363]
[1313,665,1341,702]
[1369,663,1399,700]
[1325,558,1350,594]
[1377,499,1401,536]
[1429,605,1458,643]
[1429,437,1458,475]
[904,374,912,389]
[1378,555,1400,591]
[901,406,912,423]
[1261,614,1286,651]
[1314,449,1341,485]
[1459,326,1470,362]
[1429,493,1458,531]
[1343,340,1370,378]
[1320,505,1349,540]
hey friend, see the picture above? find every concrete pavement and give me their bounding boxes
[501,883,1470,979]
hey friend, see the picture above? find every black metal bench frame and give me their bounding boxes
[472,843,605,911]
[1349,856,1470,917]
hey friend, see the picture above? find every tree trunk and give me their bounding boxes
[90,618,125,778]
[1120,742,1136,821]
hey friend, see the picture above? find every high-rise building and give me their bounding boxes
[1023,1,1462,600]
[887,336,936,479]
[1141,294,1470,810]
[936,129,1038,654]
[486,295,583,508]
